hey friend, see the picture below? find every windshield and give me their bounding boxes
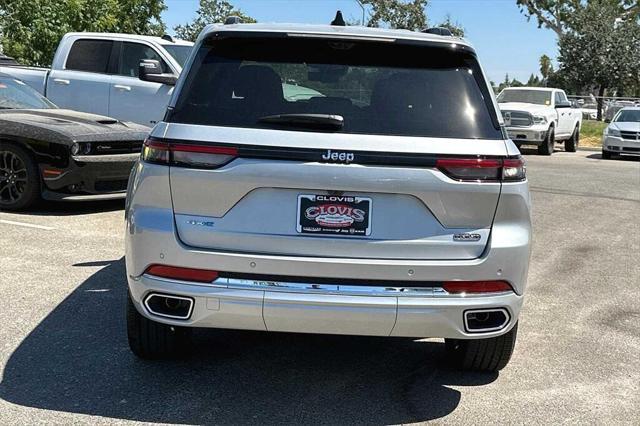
[614,109,640,123]
[169,37,501,139]
[0,77,56,109]
[497,90,552,106]
[163,45,192,68]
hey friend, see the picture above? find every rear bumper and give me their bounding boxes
[125,163,531,339]
[128,274,523,338]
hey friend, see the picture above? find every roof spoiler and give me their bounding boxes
[225,16,243,25]
[422,27,453,36]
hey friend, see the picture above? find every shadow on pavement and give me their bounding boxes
[518,146,562,155]
[586,153,639,161]
[0,258,497,424]
[13,199,125,217]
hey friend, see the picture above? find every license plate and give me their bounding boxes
[297,194,372,236]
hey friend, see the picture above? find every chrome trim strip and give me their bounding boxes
[463,308,510,333]
[142,274,514,298]
[143,293,194,320]
[72,153,140,162]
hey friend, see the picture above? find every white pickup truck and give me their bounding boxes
[497,87,582,155]
[0,33,193,126]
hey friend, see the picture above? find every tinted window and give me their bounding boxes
[118,42,168,77]
[0,77,56,109]
[614,109,640,122]
[164,45,192,68]
[66,39,113,73]
[169,37,501,139]
[498,90,551,106]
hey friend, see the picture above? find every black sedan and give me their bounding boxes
[0,73,149,210]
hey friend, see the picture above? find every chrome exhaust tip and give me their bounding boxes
[144,293,194,320]
[464,308,510,333]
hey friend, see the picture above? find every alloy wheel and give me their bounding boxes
[0,150,28,205]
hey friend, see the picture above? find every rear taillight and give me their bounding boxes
[442,280,514,294]
[436,157,525,182]
[144,265,219,283]
[142,138,237,169]
[501,158,526,181]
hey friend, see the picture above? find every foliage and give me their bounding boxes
[539,54,553,85]
[555,0,640,118]
[516,0,639,36]
[174,0,256,41]
[0,0,166,66]
[496,73,526,92]
[359,0,464,35]
[436,14,465,37]
[361,0,428,30]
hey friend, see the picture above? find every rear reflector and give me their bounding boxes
[436,157,525,182]
[442,280,513,294]
[142,138,237,169]
[144,265,219,283]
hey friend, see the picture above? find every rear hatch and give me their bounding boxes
[162,32,511,260]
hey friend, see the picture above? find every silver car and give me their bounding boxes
[602,106,640,159]
[124,23,532,372]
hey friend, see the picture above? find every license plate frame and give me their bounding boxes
[296,194,372,236]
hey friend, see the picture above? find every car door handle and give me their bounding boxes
[114,84,131,92]
[53,78,70,85]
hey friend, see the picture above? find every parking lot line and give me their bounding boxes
[0,219,55,231]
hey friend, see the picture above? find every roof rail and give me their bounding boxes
[422,27,453,36]
[225,16,243,25]
[161,34,175,42]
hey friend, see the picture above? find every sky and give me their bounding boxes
[162,0,559,83]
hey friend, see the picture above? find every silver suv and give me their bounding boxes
[125,23,531,372]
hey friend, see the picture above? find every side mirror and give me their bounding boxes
[139,59,177,86]
[555,101,572,109]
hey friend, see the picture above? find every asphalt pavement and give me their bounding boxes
[0,150,639,424]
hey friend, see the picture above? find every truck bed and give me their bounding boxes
[0,65,49,95]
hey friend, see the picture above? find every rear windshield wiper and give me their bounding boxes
[258,113,344,131]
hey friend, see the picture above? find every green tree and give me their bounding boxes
[539,54,553,86]
[361,0,428,30]
[526,73,541,86]
[174,0,256,41]
[0,0,166,66]
[555,0,640,119]
[360,0,464,35]
[516,0,638,36]
[436,14,465,37]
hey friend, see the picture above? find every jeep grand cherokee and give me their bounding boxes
[124,23,531,372]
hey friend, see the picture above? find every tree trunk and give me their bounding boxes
[596,85,605,121]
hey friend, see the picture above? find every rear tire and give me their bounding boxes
[0,142,41,210]
[126,292,192,359]
[445,323,518,372]
[537,127,554,156]
[601,150,612,160]
[565,125,579,152]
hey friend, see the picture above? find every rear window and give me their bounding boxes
[168,37,501,139]
[66,39,113,73]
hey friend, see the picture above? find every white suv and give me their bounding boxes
[124,23,532,372]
